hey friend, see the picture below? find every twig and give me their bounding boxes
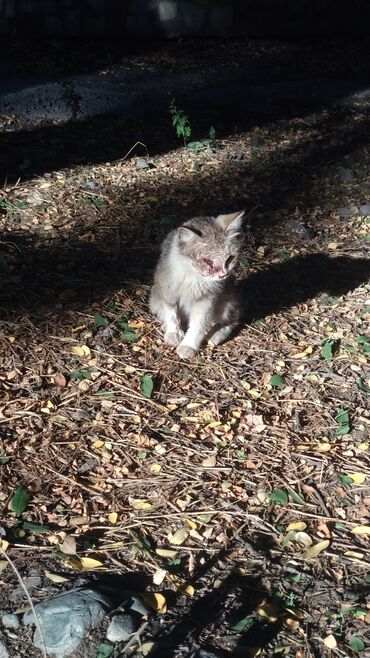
[118,619,150,656]
[0,547,47,658]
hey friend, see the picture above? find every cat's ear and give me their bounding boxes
[214,210,245,234]
[178,226,200,242]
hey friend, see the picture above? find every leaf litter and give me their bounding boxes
[0,37,369,658]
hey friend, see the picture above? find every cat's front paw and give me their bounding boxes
[164,329,184,347]
[176,343,197,360]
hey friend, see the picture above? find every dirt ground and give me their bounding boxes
[0,37,369,658]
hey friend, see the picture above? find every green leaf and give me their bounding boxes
[240,257,250,268]
[335,408,350,436]
[348,636,365,652]
[69,370,92,380]
[287,572,301,583]
[288,490,305,505]
[94,314,109,328]
[320,339,340,360]
[356,378,370,394]
[230,616,253,632]
[364,573,370,583]
[96,643,114,658]
[269,374,285,388]
[337,473,354,486]
[269,488,288,505]
[187,140,208,152]
[140,374,153,399]
[0,455,10,465]
[119,328,138,343]
[235,450,245,459]
[276,249,291,261]
[10,486,30,517]
[22,522,51,534]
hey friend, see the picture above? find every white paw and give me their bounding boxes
[176,343,197,360]
[164,329,184,347]
[210,329,226,346]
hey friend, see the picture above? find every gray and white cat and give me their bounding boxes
[149,211,245,359]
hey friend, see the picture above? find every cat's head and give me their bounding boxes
[177,211,245,280]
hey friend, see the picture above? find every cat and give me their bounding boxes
[149,210,245,359]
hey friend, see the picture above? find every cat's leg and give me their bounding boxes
[149,286,184,346]
[176,300,210,359]
[210,323,239,346]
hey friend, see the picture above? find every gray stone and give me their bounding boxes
[359,203,370,216]
[23,588,112,658]
[284,219,315,239]
[194,649,224,658]
[336,205,358,218]
[136,158,150,170]
[124,592,151,616]
[1,612,20,630]
[337,166,354,182]
[10,574,42,601]
[106,613,139,642]
[0,635,8,658]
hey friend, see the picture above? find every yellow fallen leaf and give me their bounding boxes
[153,569,167,585]
[142,642,156,656]
[348,472,366,484]
[79,557,106,570]
[294,532,313,547]
[358,443,369,451]
[45,571,70,583]
[185,519,197,530]
[71,344,90,357]
[92,440,105,450]
[315,442,331,453]
[344,551,364,559]
[131,500,152,510]
[291,345,313,359]
[249,649,261,658]
[305,540,330,558]
[323,634,337,649]
[256,601,279,623]
[140,592,166,614]
[328,242,338,250]
[179,584,195,597]
[0,540,9,552]
[155,548,177,558]
[202,454,217,467]
[0,561,8,572]
[167,527,189,545]
[149,463,162,474]
[286,521,307,532]
[351,525,370,536]
[108,512,118,524]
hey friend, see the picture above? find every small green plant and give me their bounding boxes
[170,98,192,145]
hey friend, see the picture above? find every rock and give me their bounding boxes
[336,205,358,218]
[359,203,370,216]
[337,166,354,182]
[136,158,150,170]
[10,573,42,601]
[23,588,112,658]
[123,592,151,616]
[106,613,139,642]
[1,612,20,630]
[194,649,224,658]
[0,635,9,658]
[284,220,315,239]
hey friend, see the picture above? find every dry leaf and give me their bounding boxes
[344,551,364,559]
[153,569,167,585]
[240,413,266,433]
[179,584,195,597]
[53,373,67,387]
[256,601,279,623]
[149,463,162,474]
[291,345,313,359]
[71,345,90,357]
[202,454,217,467]
[348,472,366,484]
[131,500,152,510]
[323,634,337,649]
[45,571,70,583]
[155,548,177,558]
[140,592,166,614]
[79,557,105,570]
[294,532,313,547]
[286,521,307,532]
[0,561,8,572]
[167,527,189,545]
[108,512,118,524]
[60,536,77,555]
[0,540,9,552]
[305,540,330,557]
[351,525,370,536]
[141,642,156,656]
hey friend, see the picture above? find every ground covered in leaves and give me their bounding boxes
[0,37,369,658]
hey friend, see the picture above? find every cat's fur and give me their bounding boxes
[149,211,245,359]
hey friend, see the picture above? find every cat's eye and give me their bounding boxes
[225,255,235,268]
